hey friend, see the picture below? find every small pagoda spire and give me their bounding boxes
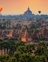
[28,6,30,10]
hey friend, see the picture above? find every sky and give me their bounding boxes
[0,0,48,15]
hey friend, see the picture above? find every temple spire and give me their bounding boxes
[24,7,32,15]
[28,7,30,10]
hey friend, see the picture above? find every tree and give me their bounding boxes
[13,51,21,62]
[35,42,47,55]
[44,49,48,62]
[0,54,9,62]
[2,41,10,54]
[15,41,25,49]
[30,24,36,29]
[25,44,35,54]
[0,23,2,29]
[0,42,3,55]
[35,55,46,62]
[9,45,16,56]
[15,23,22,29]
[20,53,35,62]
[17,46,26,54]
[8,57,17,62]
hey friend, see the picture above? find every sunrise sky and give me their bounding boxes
[0,0,48,15]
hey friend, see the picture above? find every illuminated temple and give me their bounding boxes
[19,27,33,42]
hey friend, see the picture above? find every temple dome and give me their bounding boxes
[24,7,32,15]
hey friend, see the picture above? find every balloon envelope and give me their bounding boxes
[38,11,41,14]
[0,6,3,12]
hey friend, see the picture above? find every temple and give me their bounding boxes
[19,27,33,42]
[24,7,33,16]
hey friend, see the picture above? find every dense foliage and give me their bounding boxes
[0,40,48,62]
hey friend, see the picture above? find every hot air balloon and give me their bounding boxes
[0,6,3,13]
[38,10,41,14]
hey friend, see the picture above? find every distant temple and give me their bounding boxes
[19,27,33,42]
[24,7,33,16]
[37,26,48,38]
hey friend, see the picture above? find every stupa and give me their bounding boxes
[24,7,32,16]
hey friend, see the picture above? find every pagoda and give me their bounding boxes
[24,7,33,16]
[19,27,33,42]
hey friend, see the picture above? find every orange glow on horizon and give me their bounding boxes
[0,0,48,15]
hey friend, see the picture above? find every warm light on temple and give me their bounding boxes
[21,38,26,42]
[7,30,14,38]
